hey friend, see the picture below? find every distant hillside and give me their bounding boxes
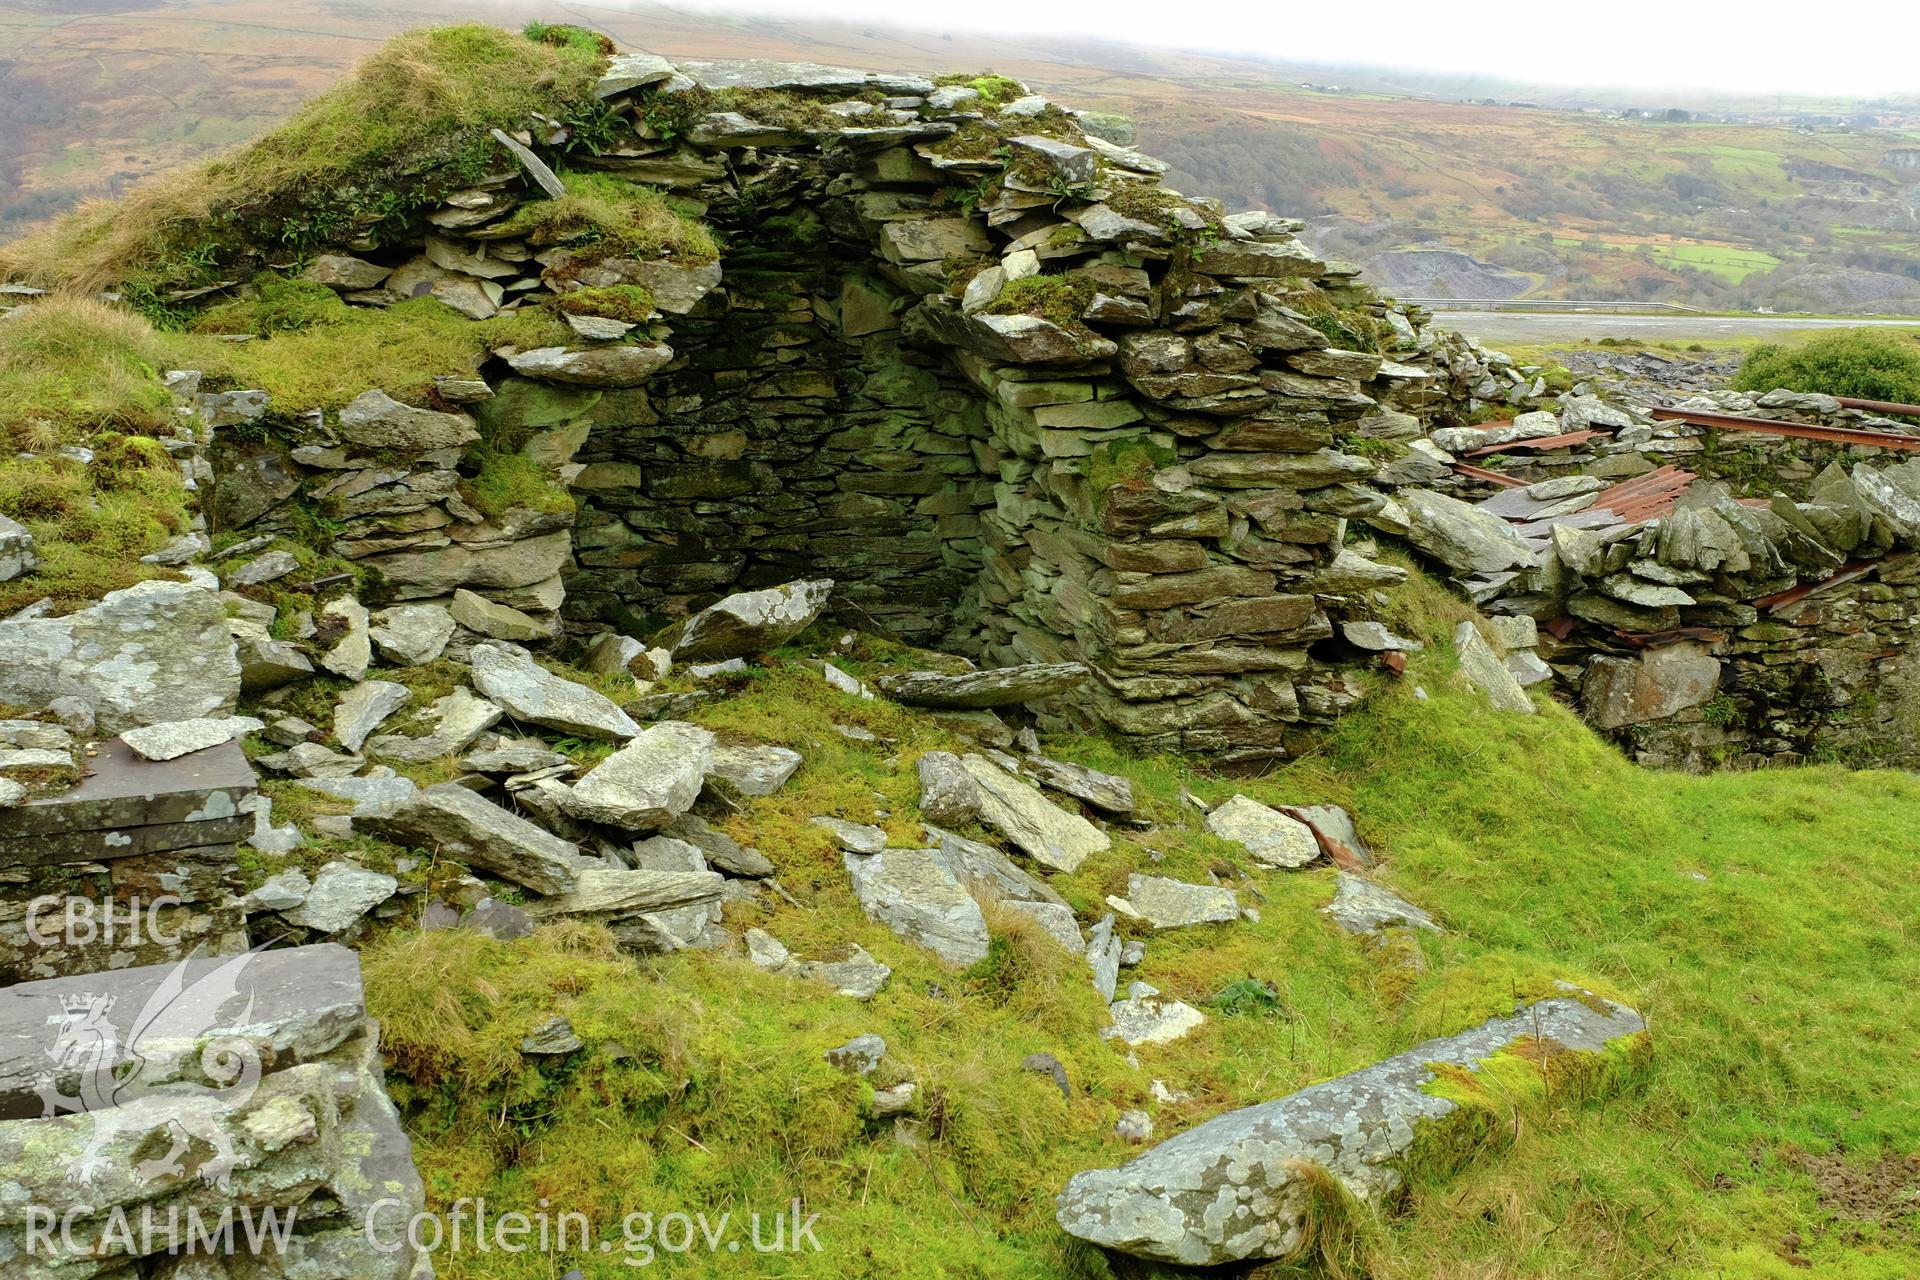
[4,0,1920,311]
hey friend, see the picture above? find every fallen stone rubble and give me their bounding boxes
[1056,989,1649,1265]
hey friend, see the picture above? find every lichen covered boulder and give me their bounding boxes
[1057,991,1648,1266]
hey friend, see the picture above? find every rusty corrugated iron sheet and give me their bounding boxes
[1754,561,1878,612]
[1590,465,1696,521]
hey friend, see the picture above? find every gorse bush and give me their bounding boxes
[1731,328,1920,406]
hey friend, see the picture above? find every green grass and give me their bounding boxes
[493,169,720,275]
[0,296,192,611]
[350,575,1920,1278]
[1645,241,1781,283]
[162,294,573,414]
[0,295,176,450]
[0,24,608,293]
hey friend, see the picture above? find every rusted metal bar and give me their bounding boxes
[1462,429,1603,458]
[1449,462,1529,488]
[1835,396,1920,418]
[1649,406,1920,451]
[1610,626,1727,650]
[1754,561,1877,612]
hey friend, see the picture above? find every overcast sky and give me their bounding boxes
[661,0,1920,97]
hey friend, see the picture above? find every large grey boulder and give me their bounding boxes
[333,681,411,753]
[746,930,894,999]
[1453,621,1536,715]
[1581,640,1721,729]
[1106,992,1207,1046]
[877,662,1089,709]
[119,716,262,762]
[357,782,582,895]
[844,847,991,967]
[1852,458,1920,540]
[663,812,774,877]
[565,721,715,831]
[0,514,40,587]
[1203,794,1320,869]
[931,753,1110,873]
[1086,914,1122,1002]
[317,596,372,681]
[335,389,478,451]
[924,824,1069,908]
[374,532,571,600]
[229,618,315,691]
[470,643,640,740]
[706,743,803,796]
[1112,874,1237,929]
[1400,489,1539,575]
[672,578,834,661]
[369,603,456,666]
[916,750,980,826]
[595,51,679,96]
[1323,872,1441,938]
[1021,754,1135,817]
[508,344,674,388]
[365,686,500,762]
[1057,992,1648,1265]
[0,580,241,734]
[283,861,398,933]
[522,867,725,923]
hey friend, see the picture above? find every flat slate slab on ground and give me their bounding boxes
[0,738,256,862]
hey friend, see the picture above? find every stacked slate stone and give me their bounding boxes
[137,50,1493,761]
[1375,383,1920,767]
[208,370,586,641]
[0,945,430,1280]
[0,737,256,982]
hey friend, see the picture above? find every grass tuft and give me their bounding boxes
[0,25,607,294]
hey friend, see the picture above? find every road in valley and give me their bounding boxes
[1430,311,1920,345]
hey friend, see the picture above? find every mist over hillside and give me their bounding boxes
[4,0,1919,311]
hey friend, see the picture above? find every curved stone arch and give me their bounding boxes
[459,58,1477,761]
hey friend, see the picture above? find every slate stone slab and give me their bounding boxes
[0,942,366,1119]
[1058,991,1649,1265]
[0,843,249,984]
[0,737,256,850]
[0,813,253,865]
[878,662,1089,708]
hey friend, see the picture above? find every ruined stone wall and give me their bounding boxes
[1594,556,1920,770]
[564,194,993,645]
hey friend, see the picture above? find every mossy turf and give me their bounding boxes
[0,24,608,295]
[352,575,1920,1279]
[167,295,572,414]
[0,296,191,611]
[496,170,720,272]
[0,295,175,449]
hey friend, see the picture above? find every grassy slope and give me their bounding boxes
[358,578,1920,1279]
[0,23,606,293]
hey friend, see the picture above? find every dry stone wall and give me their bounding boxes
[179,53,1502,761]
